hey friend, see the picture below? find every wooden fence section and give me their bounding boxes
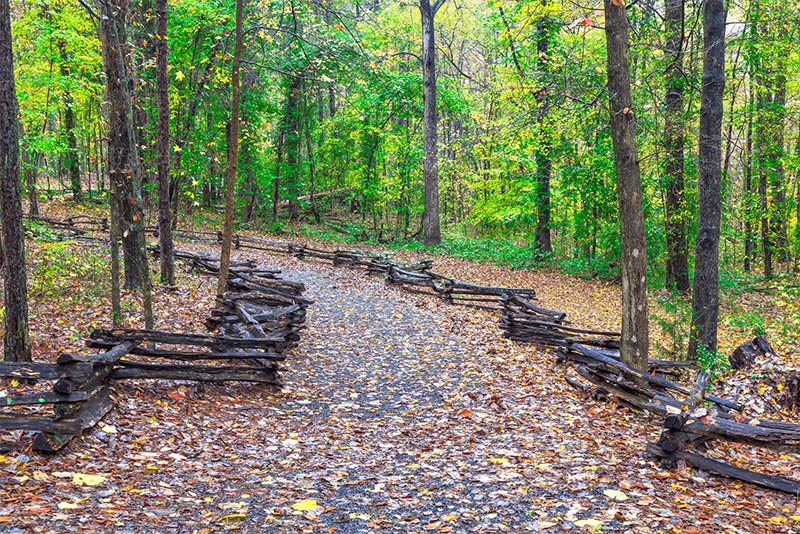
[0,342,135,452]
[1,249,309,452]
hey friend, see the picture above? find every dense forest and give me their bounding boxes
[1,0,799,364]
[7,0,797,272]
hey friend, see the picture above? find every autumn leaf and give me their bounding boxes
[72,473,107,486]
[574,518,603,529]
[218,513,247,523]
[291,499,318,511]
[603,489,628,501]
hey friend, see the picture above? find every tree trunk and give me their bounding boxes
[0,0,31,362]
[663,0,689,291]
[58,39,82,202]
[743,88,753,272]
[155,0,174,285]
[534,7,552,255]
[99,0,148,290]
[604,0,649,372]
[688,0,726,359]
[218,0,244,296]
[19,124,39,217]
[420,0,444,245]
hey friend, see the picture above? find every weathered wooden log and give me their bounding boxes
[730,335,775,369]
[57,341,136,366]
[32,388,116,452]
[0,362,92,380]
[574,365,652,409]
[110,362,278,383]
[0,391,89,406]
[570,344,741,412]
[0,387,113,435]
[86,340,285,361]
[646,443,800,495]
[91,328,285,350]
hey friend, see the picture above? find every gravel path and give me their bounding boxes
[5,252,797,533]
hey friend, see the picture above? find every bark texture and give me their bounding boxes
[218,0,244,296]
[0,0,31,362]
[155,0,174,285]
[420,0,444,245]
[663,0,689,291]
[688,0,726,359]
[604,0,649,372]
[99,0,148,290]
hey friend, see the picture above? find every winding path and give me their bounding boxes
[6,250,795,534]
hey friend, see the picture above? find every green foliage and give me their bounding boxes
[29,242,107,301]
[695,343,730,382]
[651,292,692,359]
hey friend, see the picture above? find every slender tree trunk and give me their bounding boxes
[743,89,753,272]
[99,0,153,329]
[58,40,82,202]
[99,0,146,289]
[663,0,689,291]
[217,0,244,296]
[155,0,174,285]
[688,0,726,359]
[604,0,649,372]
[19,124,40,217]
[420,0,444,245]
[534,7,552,254]
[0,0,31,362]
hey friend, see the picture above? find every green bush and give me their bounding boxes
[29,242,107,301]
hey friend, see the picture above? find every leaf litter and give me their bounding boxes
[1,237,800,533]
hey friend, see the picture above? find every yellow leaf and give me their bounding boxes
[291,499,318,511]
[574,518,603,529]
[349,512,371,520]
[218,513,246,523]
[175,70,185,81]
[72,473,107,486]
[10,379,19,387]
[603,489,629,501]
[770,516,787,524]
[58,502,79,510]
[489,457,508,464]
[789,515,800,521]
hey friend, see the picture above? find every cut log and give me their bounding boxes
[730,335,774,369]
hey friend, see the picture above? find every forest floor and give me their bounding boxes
[2,202,800,533]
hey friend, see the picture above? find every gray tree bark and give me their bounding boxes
[218,0,244,296]
[0,0,31,362]
[663,0,689,291]
[420,0,444,245]
[688,0,726,359]
[604,0,649,372]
